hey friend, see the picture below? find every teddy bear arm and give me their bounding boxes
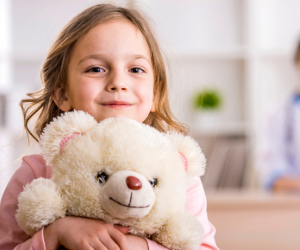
[16,178,67,236]
[151,212,204,250]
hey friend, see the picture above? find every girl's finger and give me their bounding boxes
[113,225,130,235]
[108,228,129,250]
[98,232,121,250]
[89,240,108,250]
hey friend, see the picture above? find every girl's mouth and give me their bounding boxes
[101,101,132,109]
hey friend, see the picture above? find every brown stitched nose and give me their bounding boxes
[126,176,142,190]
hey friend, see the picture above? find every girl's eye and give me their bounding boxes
[87,67,104,73]
[96,172,109,184]
[129,67,145,73]
[149,178,158,187]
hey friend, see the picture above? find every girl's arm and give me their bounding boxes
[144,177,219,250]
[125,235,149,250]
[0,158,131,250]
[43,216,130,250]
[0,160,47,250]
[185,177,219,250]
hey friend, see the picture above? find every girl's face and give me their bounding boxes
[57,20,155,123]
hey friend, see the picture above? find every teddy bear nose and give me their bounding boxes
[126,176,142,190]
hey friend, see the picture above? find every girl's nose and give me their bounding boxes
[106,71,128,92]
[126,176,142,190]
[109,86,127,91]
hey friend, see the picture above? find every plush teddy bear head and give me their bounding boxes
[17,111,206,249]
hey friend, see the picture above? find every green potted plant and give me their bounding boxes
[192,89,223,125]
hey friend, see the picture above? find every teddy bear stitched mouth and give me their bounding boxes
[109,193,150,208]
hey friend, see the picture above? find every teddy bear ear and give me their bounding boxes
[166,132,206,180]
[39,110,97,164]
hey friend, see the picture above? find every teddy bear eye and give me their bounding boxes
[96,172,109,184]
[149,178,158,187]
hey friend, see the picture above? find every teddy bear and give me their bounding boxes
[16,111,206,250]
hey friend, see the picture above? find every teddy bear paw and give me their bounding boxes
[152,212,204,250]
[16,178,67,236]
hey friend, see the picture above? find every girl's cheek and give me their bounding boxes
[75,79,101,100]
[139,84,154,102]
[81,77,102,90]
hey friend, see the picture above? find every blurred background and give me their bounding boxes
[1,0,300,249]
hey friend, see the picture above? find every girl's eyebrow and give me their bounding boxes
[78,54,105,65]
[78,54,151,65]
[130,54,151,65]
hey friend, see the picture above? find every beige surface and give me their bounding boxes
[206,190,300,250]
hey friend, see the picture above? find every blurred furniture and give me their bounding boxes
[207,190,300,250]
[196,135,250,190]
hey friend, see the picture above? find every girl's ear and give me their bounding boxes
[166,132,206,183]
[150,101,155,112]
[39,110,97,165]
[51,86,72,112]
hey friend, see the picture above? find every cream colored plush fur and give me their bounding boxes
[16,111,206,250]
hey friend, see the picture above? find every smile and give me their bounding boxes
[102,104,132,109]
[101,101,132,109]
[110,193,149,208]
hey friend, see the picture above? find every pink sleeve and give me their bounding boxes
[0,159,46,250]
[145,177,219,250]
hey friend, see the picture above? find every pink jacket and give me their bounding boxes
[0,155,219,250]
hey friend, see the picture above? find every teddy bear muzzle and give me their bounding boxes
[101,170,156,219]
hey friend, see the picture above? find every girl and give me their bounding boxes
[0,4,219,250]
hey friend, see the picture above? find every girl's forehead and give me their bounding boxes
[70,19,151,64]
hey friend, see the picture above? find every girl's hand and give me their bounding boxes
[44,216,129,250]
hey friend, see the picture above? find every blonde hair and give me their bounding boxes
[20,3,188,142]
